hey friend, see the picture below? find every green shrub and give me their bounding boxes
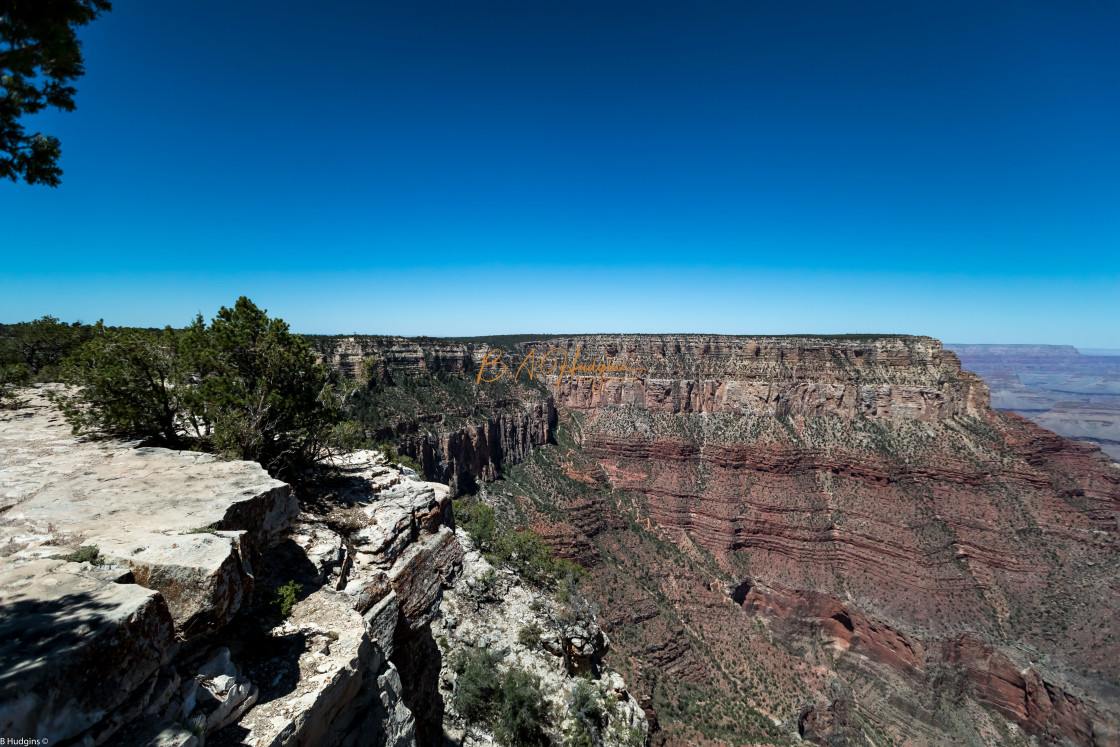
[565,722,594,747]
[452,647,503,723]
[275,580,302,618]
[474,568,499,599]
[182,298,357,477]
[61,545,101,564]
[451,649,551,745]
[0,363,30,406]
[52,323,189,446]
[518,622,543,649]
[51,297,358,479]
[377,444,422,474]
[495,667,551,746]
[491,528,585,590]
[0,316,93,380]
[464,502,496,550]
[569,678,606,734]
[455,502,584,594]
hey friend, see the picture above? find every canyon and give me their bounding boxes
[317,333,1120,746]
[3,333,1117,746]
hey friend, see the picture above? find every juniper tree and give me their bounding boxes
[52,322,187,445]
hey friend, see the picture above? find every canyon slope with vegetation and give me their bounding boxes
[308,333,1120,747]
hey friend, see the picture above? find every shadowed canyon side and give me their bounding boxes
[310,336,558,495]
[317,334,1120,746]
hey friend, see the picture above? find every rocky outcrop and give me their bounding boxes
[0,559,178,743]
[162,450,465,747]
[0,389,297,744]
[0,395,442,746]
[435,530,648,747]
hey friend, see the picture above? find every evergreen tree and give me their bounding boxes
[52,322,187,445]
[184,296,357,476]
[1,0,112,185]
[51,297,358,477]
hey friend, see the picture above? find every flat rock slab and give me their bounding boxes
[95,530,254,636]
[0,559,176,742]
[0,390,296,555]
[0,390,299,743]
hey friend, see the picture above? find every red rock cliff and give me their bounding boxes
[494,334,1120,746]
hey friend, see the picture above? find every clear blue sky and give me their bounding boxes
[2,0,1118,346]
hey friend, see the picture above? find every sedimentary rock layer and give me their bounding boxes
[482,334,991,420]
[527,335,1120,745]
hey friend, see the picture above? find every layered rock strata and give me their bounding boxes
[459,335,1120,746]
[551,335,1120,745]
[483,334,991,420]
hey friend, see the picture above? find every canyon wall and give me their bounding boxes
[313,335,557,496]
[482,334,991,419]
[313,335,477,379]
[396,399,556,494]
[564,335,1120,745]
[475,334,1120,745]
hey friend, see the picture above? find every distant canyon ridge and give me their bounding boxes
[947,344,1120,462]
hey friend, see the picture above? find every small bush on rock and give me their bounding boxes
[451,648,552,745]
[518,621,543,649]
[274,580,302,618]
[495,667,551,746]
[377,444,423,474]
[456,500,496,551]
[492,528,585,591]
[452,647,503,723]
[61,545,101,564]
[569,678,607,733]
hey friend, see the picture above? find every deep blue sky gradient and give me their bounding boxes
[2,0,1118,345]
